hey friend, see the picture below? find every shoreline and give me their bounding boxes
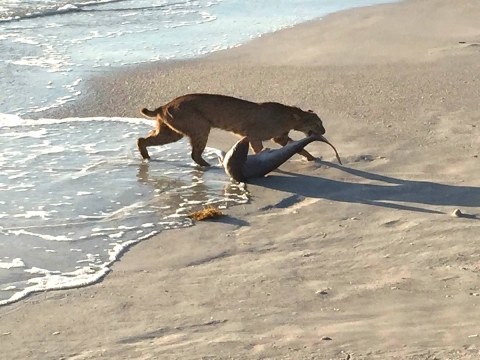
[39,0,480,124]
[35,0,405,121]
[2,0,480,359]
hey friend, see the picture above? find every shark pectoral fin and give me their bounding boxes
[223,137,249,182]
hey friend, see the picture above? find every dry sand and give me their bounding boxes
[2,0,480,359]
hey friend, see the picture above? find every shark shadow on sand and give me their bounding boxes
[249,161,480,216]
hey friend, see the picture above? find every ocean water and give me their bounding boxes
[0,0,396,305]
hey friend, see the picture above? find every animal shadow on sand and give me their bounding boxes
[250,161,480,217]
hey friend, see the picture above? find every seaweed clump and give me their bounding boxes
[188,206,224,221]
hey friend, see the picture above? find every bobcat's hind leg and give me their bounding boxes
[137,122,184,160]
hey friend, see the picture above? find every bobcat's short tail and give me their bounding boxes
[140,108,159,118]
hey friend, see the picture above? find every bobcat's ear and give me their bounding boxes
[293,114,301,121]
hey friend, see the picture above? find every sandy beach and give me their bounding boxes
[2,0,480,358]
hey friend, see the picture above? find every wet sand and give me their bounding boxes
[2,0,480,359]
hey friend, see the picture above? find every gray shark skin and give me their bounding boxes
[220,134,342,183]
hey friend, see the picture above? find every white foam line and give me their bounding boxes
[0,258,25,269]
[1,286,17,291]
[8,229,71,241]
[0,230,159,307]
[0,267,110,306]
[99,200,148,221]
[13,211,51,220]
[73,160,107,178]
[7,171,29,180]
[12,37,39,45]
[107,231,157,262]
[24,267,61,275]
[0,219,91,232]
[0,114,153,128]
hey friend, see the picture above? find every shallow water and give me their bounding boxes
[0,115,248,305]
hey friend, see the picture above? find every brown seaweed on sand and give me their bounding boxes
[188,206,225,221]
